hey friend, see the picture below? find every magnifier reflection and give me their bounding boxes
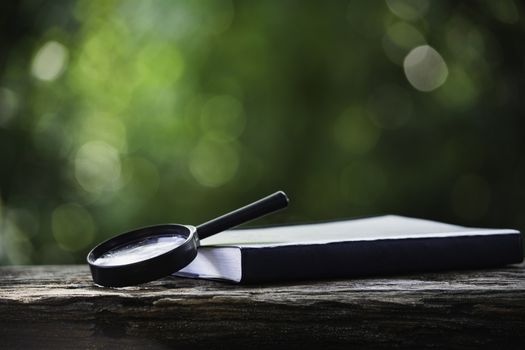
[93,235,187,267]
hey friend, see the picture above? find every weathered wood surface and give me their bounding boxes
[1,264,524,349]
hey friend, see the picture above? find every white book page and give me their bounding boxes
[200,215,519,248]
[175,247,241,282]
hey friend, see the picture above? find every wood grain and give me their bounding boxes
[1,264,524,349]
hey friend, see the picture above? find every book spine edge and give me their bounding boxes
[239,233,524,284]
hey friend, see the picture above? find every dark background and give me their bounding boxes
[0,0,524,264]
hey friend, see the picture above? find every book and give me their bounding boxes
[174,215,523,283]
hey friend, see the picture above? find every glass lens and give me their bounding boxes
[93,235,187,266]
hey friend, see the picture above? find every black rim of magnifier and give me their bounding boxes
[87,224,198,287]
[87,191,289,287]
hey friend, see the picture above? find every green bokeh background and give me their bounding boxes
[0,0,524,264]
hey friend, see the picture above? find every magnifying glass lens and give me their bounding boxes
[88,191,288,286]
[93,235,187,267]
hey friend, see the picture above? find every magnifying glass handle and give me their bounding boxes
[196,191,289,240]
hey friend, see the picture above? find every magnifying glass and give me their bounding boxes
[87,191,289,287]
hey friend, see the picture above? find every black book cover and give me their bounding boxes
[240,233,523,283]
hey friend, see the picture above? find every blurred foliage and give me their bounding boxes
[0,0,524,264]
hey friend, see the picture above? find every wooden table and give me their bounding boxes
[1,264,524,349]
